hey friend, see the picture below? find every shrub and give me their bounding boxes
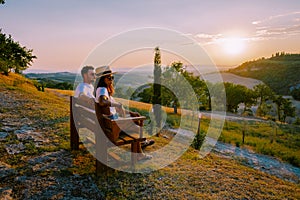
[192,130,206,150]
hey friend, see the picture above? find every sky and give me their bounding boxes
[0,0,300,73]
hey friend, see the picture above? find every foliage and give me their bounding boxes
[219,119,300,167]
[39,78,73,90]
[131,95,300,168]
[137,61,208,110]
[229,53,300,95]
[25,72,77,91]
[153,47,162,130]
[192,130,206,150]
[0,0,4,4]
[253,84,274,105]
[254,84,275,117]
[224,82,255,113]
[291,88,300,100]
[273,95,296,122]
[0,30,37,75]
[293,117,300,125]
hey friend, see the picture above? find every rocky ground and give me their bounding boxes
[0,89,104,199]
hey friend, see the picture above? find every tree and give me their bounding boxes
[224,83,246,113]
[253,84,274,106]
[273,95,295,123]
[153,47,162,135]
[242,87,256,113]
[282,99,295,122]
[222,82,257,113]
[0,0,5,4]
[0,30,36,75]
[162,61,208,110]
[254,84,274,117]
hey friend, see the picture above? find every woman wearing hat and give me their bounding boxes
[94,66,154,160]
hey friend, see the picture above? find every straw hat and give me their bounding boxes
[95,66,116,77]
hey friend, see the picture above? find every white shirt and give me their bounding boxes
[74,83,95,99]
[95,87,117,115]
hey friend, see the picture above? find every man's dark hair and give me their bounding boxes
[81,66,94,77]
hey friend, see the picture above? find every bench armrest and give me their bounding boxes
[102,114,146,122]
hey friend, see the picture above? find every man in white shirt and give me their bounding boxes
[74,66,96,106]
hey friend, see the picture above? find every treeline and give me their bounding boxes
[0,30,36,75]
[115,62,296,123]
[229,53,300,97]
[32,79,73,91]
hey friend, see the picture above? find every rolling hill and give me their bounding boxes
[228,53,300,95]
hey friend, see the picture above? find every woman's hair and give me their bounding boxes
[94,75,114,96]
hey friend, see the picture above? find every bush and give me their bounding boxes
[192,130,206,150]
[293,117,300,125]
[285,155,300,167]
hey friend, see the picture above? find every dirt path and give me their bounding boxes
[171,128,300,184]
[213,140,300,183]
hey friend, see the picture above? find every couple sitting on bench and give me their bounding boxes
[74,65,154,160]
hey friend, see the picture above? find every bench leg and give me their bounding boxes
[131,141,139,172]
[96,133,109,176]
[70,100,79,150]
[96,159,108,176]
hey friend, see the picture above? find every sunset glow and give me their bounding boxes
[0,1,299,72]
[219,37,247,55]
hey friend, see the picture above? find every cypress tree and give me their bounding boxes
[153,47,162,136]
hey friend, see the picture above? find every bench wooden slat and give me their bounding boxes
[108,152,122,162]
[74,105,97,120]
[73,97,94,110]
[76,114,98,133]
[70,96,147,175]
[85,136,95,144]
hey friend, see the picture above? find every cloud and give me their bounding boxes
[252,11,300,25]
[252,11,300,40]
[187,11,300,46]
[193,33,223,45]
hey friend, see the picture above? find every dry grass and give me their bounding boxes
[116,97,181,114]
[1,73,299,199]
[93,142,300,199]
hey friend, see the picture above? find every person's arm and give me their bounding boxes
[98,95,122,108]
[78,93,95,107]
[125,109,140,117]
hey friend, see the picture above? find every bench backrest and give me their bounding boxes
[71,96,122,143]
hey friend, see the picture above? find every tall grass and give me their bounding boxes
[123,97,300,167]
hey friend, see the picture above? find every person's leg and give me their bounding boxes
[117,121,153,160]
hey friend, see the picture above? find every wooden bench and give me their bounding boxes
[70,96,146,175]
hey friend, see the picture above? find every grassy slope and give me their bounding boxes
[0,73,299,199]
[228,54,300,94]
[0,73,72,168]
[118,97,300,167]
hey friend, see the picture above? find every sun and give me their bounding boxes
[218,37,246,55]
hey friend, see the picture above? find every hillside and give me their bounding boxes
[24,71,153,90]
[203,72,263,89]
[228,53,300,95]
[25,72,77,83]
[0,73,300,199]
[25,72,77,90]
